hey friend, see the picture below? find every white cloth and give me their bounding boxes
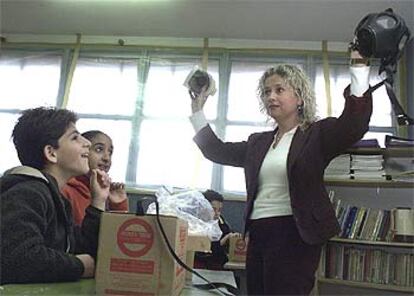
[350,65,370,96]
[190,110,207,133]
[250,127,297,219]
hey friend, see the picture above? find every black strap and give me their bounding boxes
[384,80,414,125]
[368,70,414,126]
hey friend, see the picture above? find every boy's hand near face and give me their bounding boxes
[90,168,110,211]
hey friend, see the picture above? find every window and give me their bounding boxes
[0,52,61,109]
[135,57,219,188]
[67,58,139,116]
[0,47,401,197]
[227,61,269,122]
[0,113,20,172]
[66,54,220,190]
[0,51,62,174]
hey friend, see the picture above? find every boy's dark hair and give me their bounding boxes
[81,130,109,142]
[12,107,78,170]
[202,189,224,203]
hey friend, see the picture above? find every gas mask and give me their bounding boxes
[350,8,413,125]
[184,67,217,98]
[350,8,410,69]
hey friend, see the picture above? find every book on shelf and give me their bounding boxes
[349,207,367,239]
[350,154,386,181]
[369,210,384,241]
[324,154,351,179]
[385,135,414,148]
[341,206,358,238]
[377,210,391,241]
[330,199,399,242]
[352,138,381,148]
[321,244,414,287]
[358,209,380,240]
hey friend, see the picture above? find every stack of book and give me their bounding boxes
[325,154,351,179]
[321,244,414,287]
[333,200,392,242]
[351,154,386,180]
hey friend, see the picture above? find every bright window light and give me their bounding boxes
[143,59,219,120]
[0,55,61,109]
[0,114,21,174]
[68,58,138,115]
[136,119,212,189]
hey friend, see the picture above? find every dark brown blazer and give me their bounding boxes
[194,86,373,245]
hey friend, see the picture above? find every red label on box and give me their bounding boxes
[235,238,246,251]
[110,258,155,274]
[117,218,154,257]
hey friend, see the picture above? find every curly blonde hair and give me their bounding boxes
[257,64,317,129]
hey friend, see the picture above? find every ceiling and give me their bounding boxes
[1,0,413,43]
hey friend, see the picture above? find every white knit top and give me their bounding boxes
[250,127,297,219]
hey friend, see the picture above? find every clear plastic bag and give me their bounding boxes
[146,187,222,241]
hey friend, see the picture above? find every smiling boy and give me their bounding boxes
[0,107,109,284]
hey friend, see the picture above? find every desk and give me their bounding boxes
[0,269,236,296]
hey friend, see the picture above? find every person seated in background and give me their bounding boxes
[194,189,241,270]
[0,107,110,284]
[62,130,128,226]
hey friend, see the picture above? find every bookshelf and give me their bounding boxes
[318,151,414,295]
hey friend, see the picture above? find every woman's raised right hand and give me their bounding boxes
[189,86,209,114]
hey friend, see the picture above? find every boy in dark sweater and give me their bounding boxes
[0,107,110,284]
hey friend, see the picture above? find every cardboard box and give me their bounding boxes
[95,212,188,296]
[186,234,211,252]
[228,236,247,262]
[185,234,211,281]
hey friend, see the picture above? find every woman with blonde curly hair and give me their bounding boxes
[189,51,372,295]
[257,64,317,129]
